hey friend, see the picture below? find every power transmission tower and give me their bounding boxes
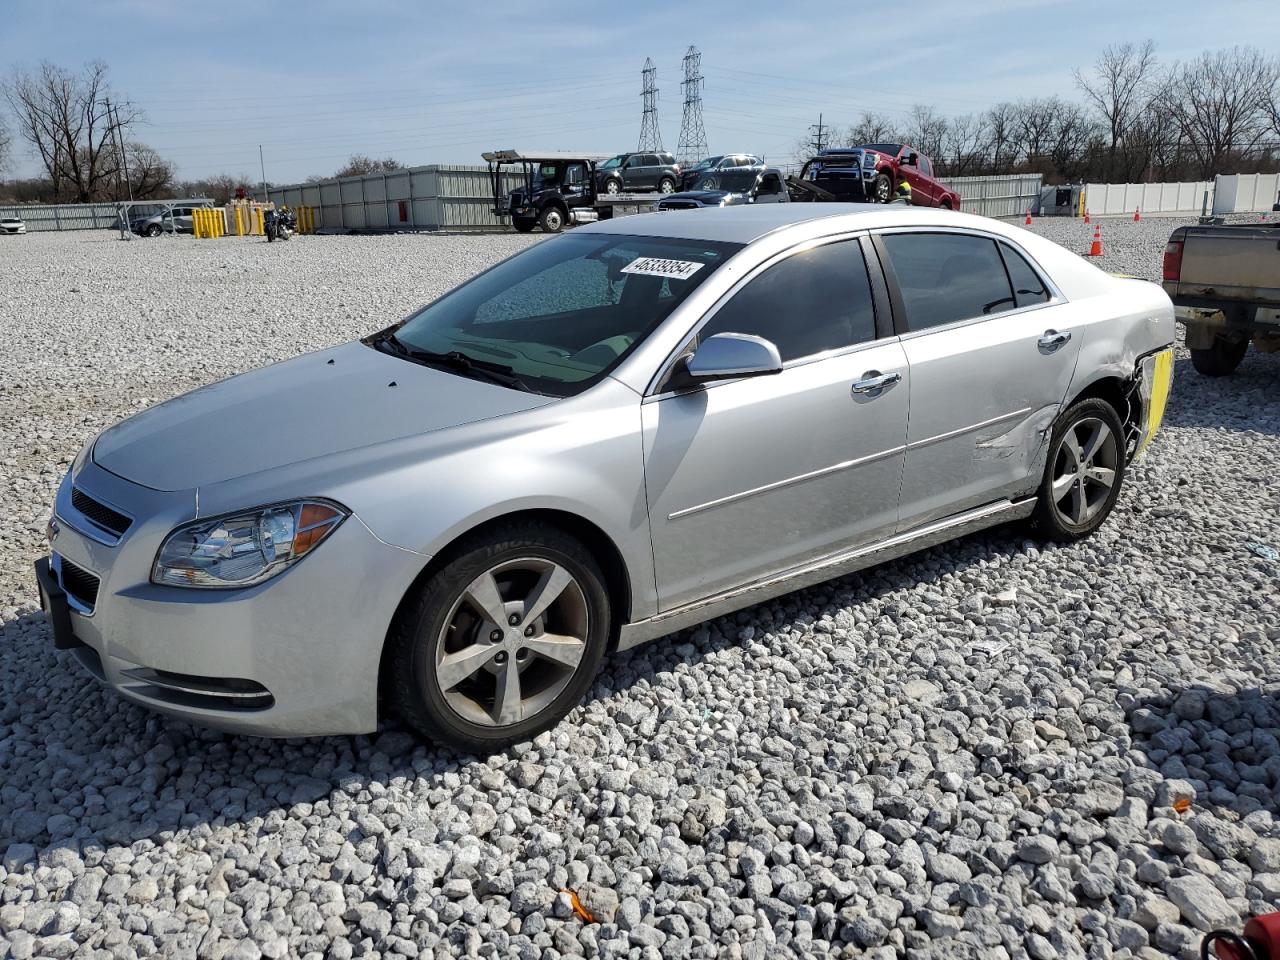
[676,46,708,165]
[809,113,829,154]
[637,58,664,152]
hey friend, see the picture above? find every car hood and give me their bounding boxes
[92,340,555,491]
[664,190,742,204]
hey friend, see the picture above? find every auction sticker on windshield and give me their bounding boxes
[621,258,706,280]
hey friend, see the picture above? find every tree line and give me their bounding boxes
[797,42,1280,183]
[3,43,1279,205]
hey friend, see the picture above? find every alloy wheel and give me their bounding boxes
[433,558,589,728]
[1050,416,1119,526]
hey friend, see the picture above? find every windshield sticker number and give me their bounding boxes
[620,257,705,281]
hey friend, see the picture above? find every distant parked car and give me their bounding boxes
[36,205,1174,750]
[130,204,209,237]
[658,167,788,209]
[595,151,682,196]
[678,154,762,189]
[796,144,960,208]
[0,215,27,235]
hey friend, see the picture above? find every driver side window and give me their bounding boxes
[696,240,877,363]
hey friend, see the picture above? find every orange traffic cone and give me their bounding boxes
[1087,225,1102,257]
[1025,209,1033,225]
[1133,206,1141,222]
[1083,210,1090,225]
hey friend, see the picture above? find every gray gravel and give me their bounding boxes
[2,219,1279,960]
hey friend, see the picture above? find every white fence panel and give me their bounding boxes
[1212,173,1280,214]
[936,174,1042,219]
[1084,181,1213,216]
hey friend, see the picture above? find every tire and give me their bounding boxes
[385,521,611,752]
[658,176,676,194]
[1190,336,1248,376]
[266,224,276,242]
[603,178,622,196]
[1030,398,1126,542]
[873,173,893,203]
[538,206,565,234]
[146,224,162,237]
[940,198,954,210]
[512,217,536,233]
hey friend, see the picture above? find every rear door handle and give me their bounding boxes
[1038,330,1072,351]
[851,371,902,395]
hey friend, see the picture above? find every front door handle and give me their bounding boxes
[1038,329,1072,351]
[851,371,902,395]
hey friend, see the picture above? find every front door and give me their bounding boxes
[875,230,1087,531]
[642,237,910,610]
[896,149,931,205]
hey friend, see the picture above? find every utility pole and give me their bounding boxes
[676,46,708,166]
[104,97,133,240]
[809,114,829,154]
[259,145,269,203]
[637,58,663,152]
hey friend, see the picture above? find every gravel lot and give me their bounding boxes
[1,217,1278,960]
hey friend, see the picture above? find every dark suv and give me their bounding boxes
[595,152,682,196]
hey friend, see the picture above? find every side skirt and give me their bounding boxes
[616,496,1037,652]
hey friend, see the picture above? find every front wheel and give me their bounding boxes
[385,522,611,752]
[146,224,162,237]
[604,179,621,196]
[512,217,536,233]
[873,173,893,203]
[1030,398,1126,542]
[538,206,565,233]
[1190,336,1248,376]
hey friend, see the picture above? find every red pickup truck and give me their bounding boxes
[793,143,960,209]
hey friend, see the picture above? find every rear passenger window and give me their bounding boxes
[880,233,1016,331]
[999,243,1051,307]
[698,240,877,362]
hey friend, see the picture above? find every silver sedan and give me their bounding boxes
[36,205,1175,750]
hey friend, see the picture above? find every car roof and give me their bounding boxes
[580,203,997,245]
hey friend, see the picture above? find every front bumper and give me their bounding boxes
[37,458,425,737]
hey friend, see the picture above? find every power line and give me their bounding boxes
[809,113,830,153]
[676,46,708,165]
[638,58,663,152]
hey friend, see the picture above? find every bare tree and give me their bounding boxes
[844,112,899,146]
[1074,40,1158,179]
[984,102,1019,173]
[4,61,141,202]
[939,113,990,177]
[1166,46,1279,178]
[0,119,11,174]
[333,154,403,178]
[1047,101,1099,182]
[1013,98,1060,167]
[903,105,948,166]
[123,142,174,199]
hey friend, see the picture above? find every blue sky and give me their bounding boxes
[4,0,1278,184]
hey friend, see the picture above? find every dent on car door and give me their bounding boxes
[641,237,910,611]
[876,230,1086,531]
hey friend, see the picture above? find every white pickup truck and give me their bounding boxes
[1162,221,1280,375]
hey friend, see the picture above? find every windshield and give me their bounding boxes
[600,155,624,170]
[690,170,760,193]
[530,163,562,187]
[383,233,741,396]
[689,155,722,172]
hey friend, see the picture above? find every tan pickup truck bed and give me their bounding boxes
[1162,221,1280,376]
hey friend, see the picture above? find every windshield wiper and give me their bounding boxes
[398,345,534,392]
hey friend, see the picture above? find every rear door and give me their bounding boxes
[875,229,1086,530]
[635,155,660,190]
[642,236,909,609]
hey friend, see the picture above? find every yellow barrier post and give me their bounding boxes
[195,209,204,238]
[217,208,225,237]
[256,207,265,235]
[234,206,243,237]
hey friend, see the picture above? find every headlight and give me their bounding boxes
[152,500,347,588]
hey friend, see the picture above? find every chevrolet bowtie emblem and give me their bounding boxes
[46,517,60,544]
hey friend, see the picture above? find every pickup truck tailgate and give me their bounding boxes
[1178,225,1280,305]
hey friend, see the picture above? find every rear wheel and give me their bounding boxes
[512,217,536,233]
[873,173,893,203]
[385,522,610,752]
[658,176,676,194]
[146,224,162,237]
[1190,336,1248,376]
[538,206,565,233]
[1030,398,1126,542]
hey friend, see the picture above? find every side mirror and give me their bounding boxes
[677,333,783,386]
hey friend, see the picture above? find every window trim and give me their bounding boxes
[645,230,887,399]
[870,226,1065,340]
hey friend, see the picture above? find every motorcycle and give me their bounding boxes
[264,206,296,242]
